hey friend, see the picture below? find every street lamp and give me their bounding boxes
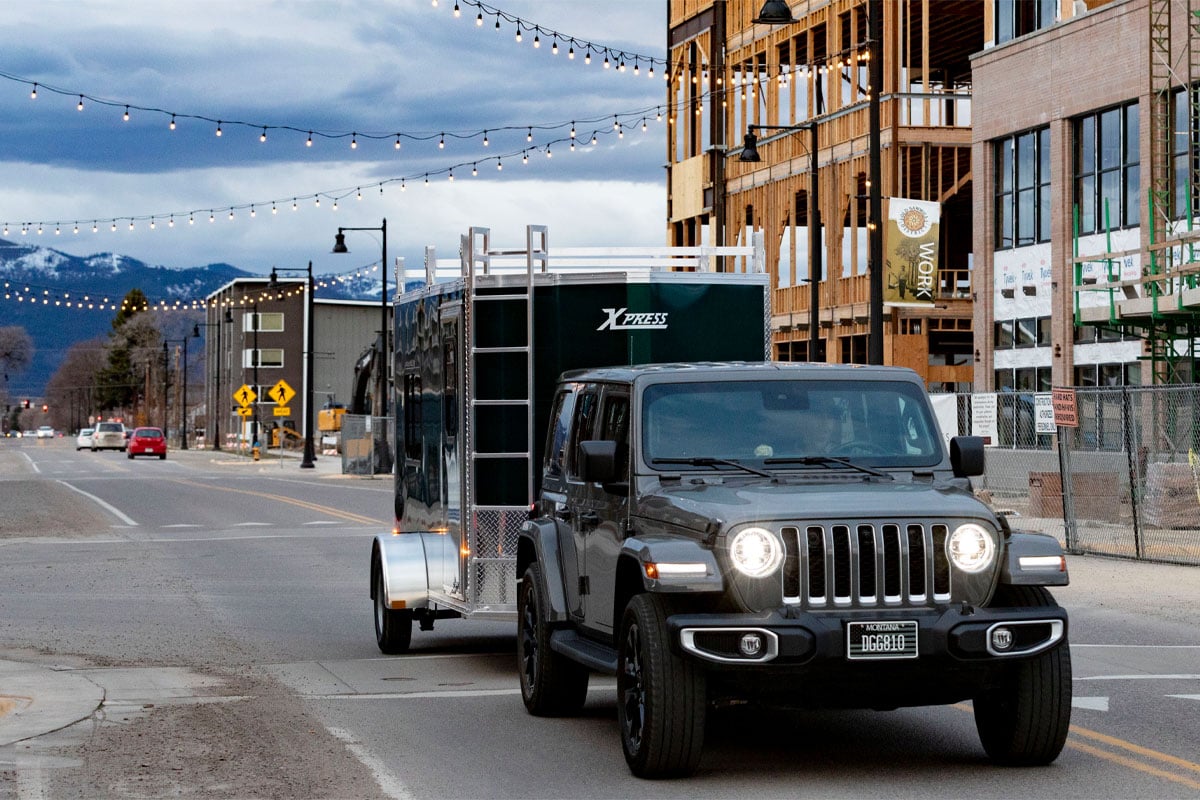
[753,0,795,24]
[331,219,391,472]
[269,262,316,469]
[162,336,190,449]
[740,121,823,361]
[194,308,233,451]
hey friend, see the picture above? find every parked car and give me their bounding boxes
[36,425,55,439]
[75,428,94,450]
[127,427,167,460]
[91,421,126,452]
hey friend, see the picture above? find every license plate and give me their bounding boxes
[846,621,918,660]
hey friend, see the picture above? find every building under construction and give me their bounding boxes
[667,0,1200,390]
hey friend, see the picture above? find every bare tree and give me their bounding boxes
[45,338,107,432]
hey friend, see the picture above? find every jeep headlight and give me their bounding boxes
[729,527,782,578]
[946,523,996,573]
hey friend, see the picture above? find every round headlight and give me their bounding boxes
[729,527,782,578]
[946,523,996,573]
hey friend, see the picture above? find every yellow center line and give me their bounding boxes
[952,702,1200,789]
[168,478,386,526]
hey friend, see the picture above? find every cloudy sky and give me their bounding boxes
[0,1,668,281]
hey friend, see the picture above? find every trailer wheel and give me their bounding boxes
[974,585,1072,765]
[374,565,412,654]
[617,593,706,778]
[518,561,588,716]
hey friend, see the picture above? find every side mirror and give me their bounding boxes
[579,440,618,484]
[950,436,985,478]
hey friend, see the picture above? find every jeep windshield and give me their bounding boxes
[641,379,944,472]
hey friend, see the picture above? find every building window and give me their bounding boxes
[1172,88,1197,219]
[1074,102,1140,234]
[994,317,1049,349]
[995,0,1057,45]
[242,348,283,368]
[994,127,1050,249]
[243,312,284,333]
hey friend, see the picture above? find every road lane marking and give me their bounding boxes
[327,727,414,800]
[166,478,386,526]
[55,480,138,526]
[1069,738,1200,792]
[18,451,40,474]
[1073,696,1109,711]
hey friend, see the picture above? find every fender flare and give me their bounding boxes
[1000,531,1070,587]
[517,518,571,622]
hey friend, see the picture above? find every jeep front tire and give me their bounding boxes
[617,593,706,778]
[973,585,1072,765]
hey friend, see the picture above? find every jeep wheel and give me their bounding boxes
[974,585,1072,765]
[517,562,588,716]
[373,563,412,654]
[617,593,706,778]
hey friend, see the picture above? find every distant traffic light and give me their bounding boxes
[41,404,49,413]
[23,399,30,409]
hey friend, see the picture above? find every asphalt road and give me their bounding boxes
[1,437,1198,798]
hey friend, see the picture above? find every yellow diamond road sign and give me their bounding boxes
[268,379,295,407]
[234,384,257,407]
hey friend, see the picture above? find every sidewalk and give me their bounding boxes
[0,659,104,746]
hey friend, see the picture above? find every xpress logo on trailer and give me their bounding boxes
[597,308,669,331]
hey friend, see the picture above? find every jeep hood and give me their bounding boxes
[637,477,993,532]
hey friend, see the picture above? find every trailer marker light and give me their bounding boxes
[389,599,407,610]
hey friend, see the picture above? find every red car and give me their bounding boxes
[127,427,167,459]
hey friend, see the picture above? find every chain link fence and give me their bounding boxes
[339,414,394,476]
[933,386,1200,565]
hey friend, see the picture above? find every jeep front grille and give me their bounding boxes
[781,523,951,607]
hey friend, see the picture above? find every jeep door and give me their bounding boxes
[580,387,630,637]
[547,386,599,620]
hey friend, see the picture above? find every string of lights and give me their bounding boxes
[432,0,668,76]
[2,68,670,154]
[2,100,670,237]
[0,262,382,314]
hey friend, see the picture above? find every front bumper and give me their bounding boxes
[667,603,1068,667]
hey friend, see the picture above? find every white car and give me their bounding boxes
[91,421,126,451]
[76,428,94,450]
[37,425,55,439]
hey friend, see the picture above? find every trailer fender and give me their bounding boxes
[371,532,439,611]
[517,519,571,621]
[1000,531,1070,587]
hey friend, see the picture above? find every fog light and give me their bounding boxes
[739,633,764,657]
[991,626,1014,652]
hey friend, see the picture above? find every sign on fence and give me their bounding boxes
[971,393,998,445]
[1034,393,1056,434]
[1051,388,1078,427]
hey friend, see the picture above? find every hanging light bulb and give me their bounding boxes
[570,123,576,138]
[452,1,460,17]
[307,131,313,147]
[527,127,533,142]
[545,146,552,158]
[228,209,235,220]
[552,38,558,54]
[448,170,454,182]
[515,24,521,42]
[472,163,478,176]
[568,45,575,59]
[534,32,540,48]
[394,135,401,150]
[169,216,175,227]
[215,121,223,136]
[250,205,256,217]
[169,114,176,130]
[585,48,591,64]
[271,203,277,215]
[209,211,215,223]
[292,198,298,211]
[332,199,338,210]
[522,152,529,164]
[495,14,500,30]
[260,127,267,142]
[77,95,84,111]
[648,64,655,79]
[497,159,503,171]
[315,196,321,207]
[439,133,445,149]
[123,105,130,121]
[634,59,639,76]
[350,133,357,149]
[482,130,489,146]
[357,187,363,200]
[603,54,610,69]
[30,83,37,100]
[476,11,482,25]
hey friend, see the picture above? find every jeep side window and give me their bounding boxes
[565,391,599,479]
[599,393,630,478]
[544,389,576,481]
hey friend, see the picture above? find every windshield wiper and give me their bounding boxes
[763,456,894,480]
[652,457,776,478]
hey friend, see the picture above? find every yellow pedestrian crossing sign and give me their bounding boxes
[268,379,295,407]
[234,384,257,407]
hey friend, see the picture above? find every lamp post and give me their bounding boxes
[195,308,233,451]
[331,218,388,418]
[740,121,823,361]
[162,336,189,449]
[269,262,317,469]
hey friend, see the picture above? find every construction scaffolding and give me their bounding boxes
[1072,0,1200,385]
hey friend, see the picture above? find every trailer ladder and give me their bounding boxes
[461,226,545,608]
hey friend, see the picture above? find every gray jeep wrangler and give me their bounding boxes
[516,362,1071,778]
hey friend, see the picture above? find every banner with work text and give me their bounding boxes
[883,198,940,307]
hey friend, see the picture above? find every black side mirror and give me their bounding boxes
[950,436,985,478]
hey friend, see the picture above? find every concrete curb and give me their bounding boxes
[0,660,105,746]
